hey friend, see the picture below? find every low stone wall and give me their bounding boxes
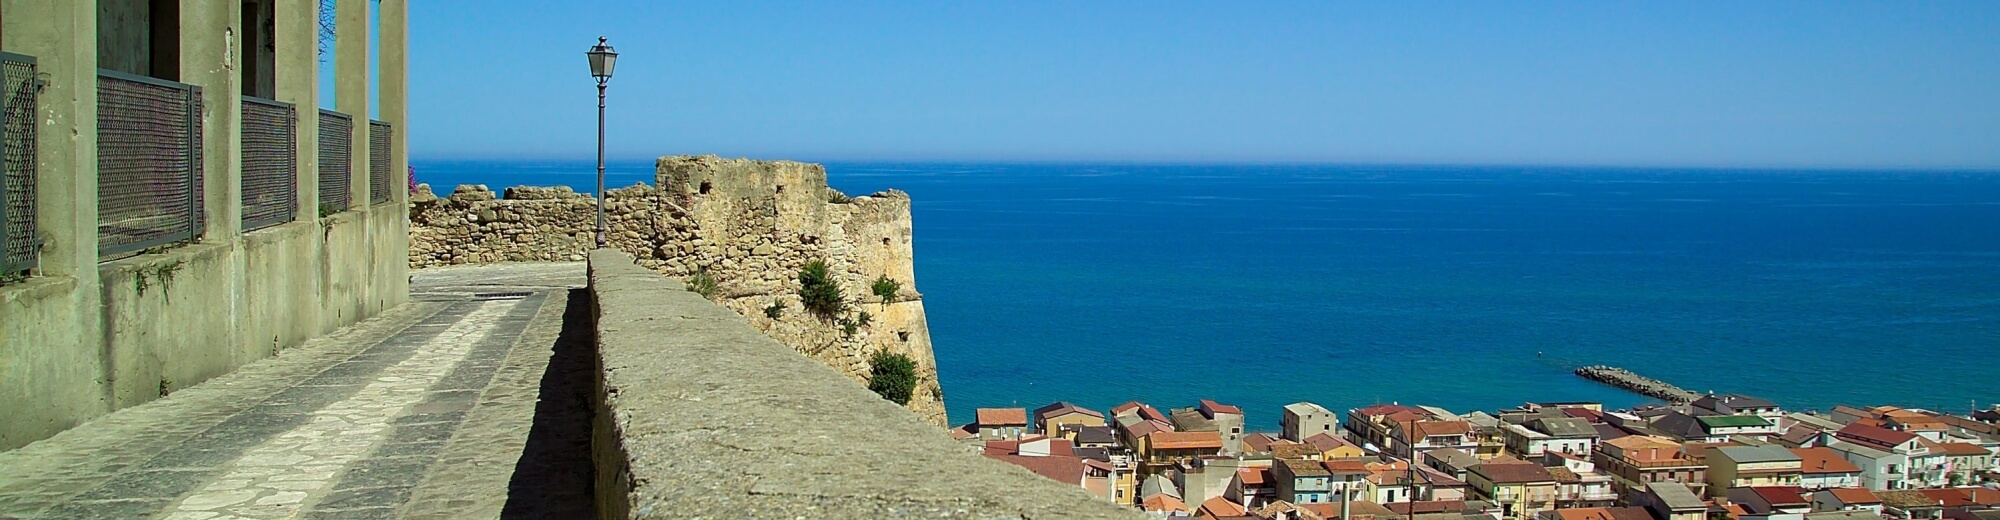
[411,155,947,427]
[586,250,1140,519]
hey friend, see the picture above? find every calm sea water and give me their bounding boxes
[414,160,2000,429]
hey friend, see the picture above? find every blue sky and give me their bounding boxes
[403,2,2000,168]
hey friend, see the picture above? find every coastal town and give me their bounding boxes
[957,391,2000,520]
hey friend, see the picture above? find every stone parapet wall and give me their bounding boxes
[586,249,1142,519]
[410,155,946,426]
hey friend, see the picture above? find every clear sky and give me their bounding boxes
[407,2,2000,169]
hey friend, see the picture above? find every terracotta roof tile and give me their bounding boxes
[976,407,1029,426]
[1201,399,1244,416]
[1142,493,1190,513]
[1243,433,1278,452]
[1305,432,1357,452]
[1551,507,1657,520]
[1150,430,1224,450]
[1933,442,1992,456]
[1791,447,1861,474]
[1274,443,1323,460]
[1237,468,1269,486]
[1323,459,1373,474]
[1471,461,1555,484]
[1748,486,1810,507]
[1200,496,1248,517]
[1833,423,1915,449]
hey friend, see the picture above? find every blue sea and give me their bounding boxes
[414,160,2000,429]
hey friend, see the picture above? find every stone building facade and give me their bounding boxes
[409,155,947,426]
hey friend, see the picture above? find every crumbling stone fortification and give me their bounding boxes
[409,155,947,426]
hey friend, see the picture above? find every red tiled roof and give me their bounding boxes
[1142,493,1190,513]
[1237,468,1269,486]
[1124,419,1172,438]
[1748,486,1810,507]
[976,407,1029,426]
[1823,488,1880,505]
[1388,500,1468,515]
[1200,399,1244,415]
[1150,430,1225,450]
[1354,404,1429,418]
[1562,407,1607,422]
[1411,420,1472,439]
[1243,433,1279,453]
[1791,447,1861,474]
[1200,496,1248,517]
[1323,459,1373,474]
[1472,461,1555,484]
[1550,507,1656,520]
[1305,432,1356,452]
[983,453,1086,485]
[1833,423,1915,449]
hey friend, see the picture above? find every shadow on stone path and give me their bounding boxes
[500,289,597,519]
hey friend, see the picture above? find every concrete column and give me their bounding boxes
[0,0,113,447]
[274,0,317,221]
[181,0,242,239]
[380,0,405,205]
[2,0,100,277]
[334,0,367,208]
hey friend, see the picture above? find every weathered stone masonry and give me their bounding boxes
[410,155,947,426]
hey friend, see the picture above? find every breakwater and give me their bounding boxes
[1574,365,1701,403]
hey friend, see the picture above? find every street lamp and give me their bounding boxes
[587,36,618,248]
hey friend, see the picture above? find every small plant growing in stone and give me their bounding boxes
[867,350,918,406]
[318,202,341,218]
[685,270,718,299]
[871,275,900,304]
[826,190,852,204]
[763,300,786,319]
[158,377,173,397]
[797,260,845,319]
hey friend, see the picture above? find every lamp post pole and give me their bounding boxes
[587,36,618,249]
[596,78,607,248]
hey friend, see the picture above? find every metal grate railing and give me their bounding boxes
[368,120,392,205]
[241,96,297,231]
[2,53,39,276]
[317,110,352,214]
[97,70,203,258]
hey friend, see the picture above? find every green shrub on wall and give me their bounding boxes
[871,275,900,304]
[797,260,845,318]
[867,350,918,406]
[685,270,718,299]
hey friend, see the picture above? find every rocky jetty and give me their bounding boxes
[1574,365,1701,403]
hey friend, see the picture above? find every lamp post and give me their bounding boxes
[587,36,618,248]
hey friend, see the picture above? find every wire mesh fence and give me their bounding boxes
[241,96,297,231]
[318,110,353,214]
[2,53,38,276]
[97,71,203,258]
[368,120,392,205]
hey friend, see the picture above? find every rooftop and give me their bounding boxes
[1791,447,1861,474]
[976,407,1030,426]
[1149,430,1224,451]
[1648,482,1707,511]
[1713,445,1801,465]
[1820,488,1880,505]
[1697,415,1773,428]
[1471,461,1555,484]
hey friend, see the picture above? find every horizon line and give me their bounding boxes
[408,154,2000,174]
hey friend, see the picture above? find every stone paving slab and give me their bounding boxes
[0,263,590,520]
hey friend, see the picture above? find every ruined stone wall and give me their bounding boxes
[409,155,946,426]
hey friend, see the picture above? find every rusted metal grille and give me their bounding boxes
[368,120,392,204]
[241,96,297,231]
[97,70,204,257]
[2,53,38,276]
[318,110,352,213]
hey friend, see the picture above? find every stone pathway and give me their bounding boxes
[0,263,593,520]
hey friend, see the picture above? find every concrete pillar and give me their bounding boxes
[335,0,367,208]
[180,0,242,239]
[2,0,100,278]
[275,0,317,221]
[380,0,405,205]
[0,0,112,447]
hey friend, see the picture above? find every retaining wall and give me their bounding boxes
[586,249,1141,519]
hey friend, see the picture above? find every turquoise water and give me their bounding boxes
[413,160,2000,429]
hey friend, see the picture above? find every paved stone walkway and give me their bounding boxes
[0,263,593,520]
